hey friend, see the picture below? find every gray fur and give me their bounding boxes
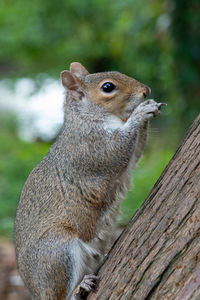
[14,64,162,300]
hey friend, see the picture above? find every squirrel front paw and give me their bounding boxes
[133,100,166,122]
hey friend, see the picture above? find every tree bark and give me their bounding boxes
[88,114,200,300]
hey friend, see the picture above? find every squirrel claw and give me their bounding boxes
[72,275,99,300]
[80,274,99,292]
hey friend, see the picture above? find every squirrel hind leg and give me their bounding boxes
[66,238,103,299]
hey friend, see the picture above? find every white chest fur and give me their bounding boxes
[103,114,124,132]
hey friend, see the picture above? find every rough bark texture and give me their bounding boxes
[89,114,200,300]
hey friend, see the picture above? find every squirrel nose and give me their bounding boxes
[143,86,151,98]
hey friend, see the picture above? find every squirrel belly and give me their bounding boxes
[14,62,164,300]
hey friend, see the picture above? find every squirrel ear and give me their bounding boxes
[70,62,89,78]
[61,71,78,90]
[61,70,84,99]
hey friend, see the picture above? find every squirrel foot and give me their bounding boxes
[72,275,99,300]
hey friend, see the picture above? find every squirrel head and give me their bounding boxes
[61,62,150,120]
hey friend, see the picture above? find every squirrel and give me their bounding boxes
[14,62,165,300]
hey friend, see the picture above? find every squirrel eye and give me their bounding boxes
[101,82,116,93]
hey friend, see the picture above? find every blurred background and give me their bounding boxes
[0,0,199,299]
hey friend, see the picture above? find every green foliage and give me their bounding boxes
[169,0,200,127]
[0,0,199,133]
[0,0,167,76]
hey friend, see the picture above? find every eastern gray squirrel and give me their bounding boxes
[14,62,165,300]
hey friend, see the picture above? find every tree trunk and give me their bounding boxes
[88,114,200,300]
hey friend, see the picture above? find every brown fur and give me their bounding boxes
[82,71,149,119]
